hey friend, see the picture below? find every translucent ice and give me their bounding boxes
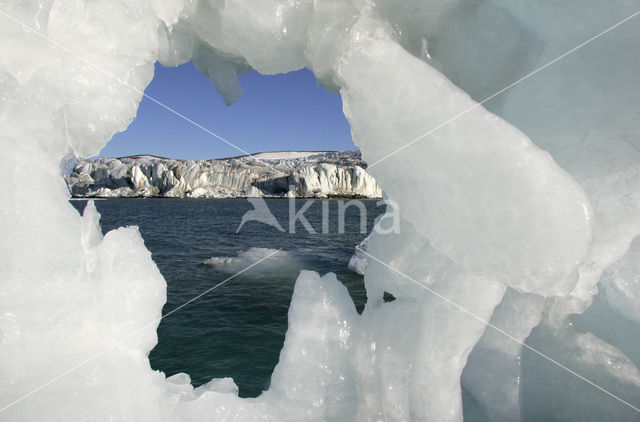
[2,0,640,421]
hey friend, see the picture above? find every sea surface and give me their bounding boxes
[70,198,384,397]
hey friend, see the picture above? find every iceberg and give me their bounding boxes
[203,248,302,276]
[1,0,640,421]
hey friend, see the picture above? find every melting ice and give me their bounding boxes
[1,0,640,421]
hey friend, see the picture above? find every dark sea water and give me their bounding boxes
[70,198,384,397]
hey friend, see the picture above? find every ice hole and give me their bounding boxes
[68,62,384,397]
[383,291,396,303]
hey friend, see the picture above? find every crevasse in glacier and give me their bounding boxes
[1,0,640,421]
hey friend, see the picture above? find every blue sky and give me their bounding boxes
[100,62,356,160]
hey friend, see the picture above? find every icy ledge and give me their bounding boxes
[2,0,640,421]
[67,151,382,198]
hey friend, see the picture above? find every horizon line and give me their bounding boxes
[89,149,361,162]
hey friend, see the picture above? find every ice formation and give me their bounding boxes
[204,248,301,275]
[68,151,382,198]
[348,234,370,275]
[2,0,640,421]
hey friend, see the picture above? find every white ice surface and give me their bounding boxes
[249,151,325,160]
[2,0,640,421]
[348,234,370,275]
[203,248,301,275]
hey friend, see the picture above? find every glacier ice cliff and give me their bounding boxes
[2,0,640,421]
[67,151,382,198]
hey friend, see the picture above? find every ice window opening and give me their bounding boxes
[2,0,640,420]
[66,60,385,397]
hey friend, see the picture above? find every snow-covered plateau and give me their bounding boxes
[2,0,640,421]
[67,151,382,198]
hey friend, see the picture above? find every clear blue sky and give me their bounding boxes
[100,62,356,160]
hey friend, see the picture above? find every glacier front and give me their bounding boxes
[1,0,640,421]
[68,151,382,198]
